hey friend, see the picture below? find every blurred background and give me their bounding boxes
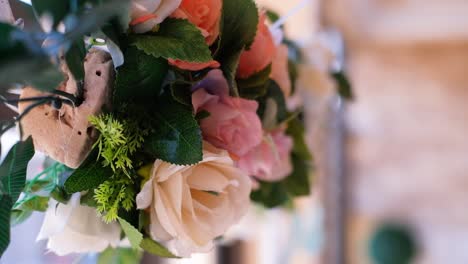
[2,0,468,263]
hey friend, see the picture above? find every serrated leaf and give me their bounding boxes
[0,137,35,204]
[114,46,168,104]
[118,217,143,249]
[140,238,178,258]
[215,0,258,94]
[64,161,113,194]
[131,18,212,63]
[333,71,353,100]
[237,64,271,99]
[145,94,202,165]
[0,194,13,257]
[31,0,69,28]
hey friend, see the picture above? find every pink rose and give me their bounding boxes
[237,130,293,183]
[270,44,292,98]
[130,0,182,33]
[237,12,276,79]
[171,0,222,45]
[192,70,263,157]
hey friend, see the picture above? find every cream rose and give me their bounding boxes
[37,194,121,256]
[130,0,182,33]
[136,143,251,257]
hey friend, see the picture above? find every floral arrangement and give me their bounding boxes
[0,0,318,260]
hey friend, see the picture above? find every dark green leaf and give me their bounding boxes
[50,186,71,204]
[114,46,168,104]
[145,94,202,165]
[333,71,353,100]
[250,181,289,208]
[131,18,212,63]
[169,81,192,106]
[140,238,178,258]
[31,0,69,28]
[237,64,271,99]
[266,9,281,24]
[195,110,210,121]
[0,194,12,256]
[257,80,288,129]
[0,137,35,203]
[288,59,298,95]
[64,40,86,81]
[64,161,113,193]
[80,191,97,207]
[98,247,142,264]
[283,154,310,197]
[215,0,258,94]
[286,118,312,161]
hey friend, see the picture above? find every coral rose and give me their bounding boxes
[130,0,182,33]
[271,44,292,98]
[136,143,251,257]
[237,12,276,79]
[192,70,263,157]
[171,0,222,45]
[237,130,293,183]
[37,194,121,256]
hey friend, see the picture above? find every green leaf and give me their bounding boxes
[169,81,192,106]
[215,0,258,94]
[145,94,202,165]
[140,238,179,258]
[64,161,113,194]
[333,71,353,100]
[257,80,288,129]
[0,137,35,203]
[10,209,33,226]
[50,186,71,204]
[266,9,281,24]
[250,181,288,208]
[98,247,142,264]
[114,46,168,104]
[0,194,12,257]
[31,0,69,28]
[13,195,49,212]
[118,217,143,250]
[286,118,312,161]
[131,18,212,63]
[237,64,271,99]
[283,154,311,197]
[64,40,86,81]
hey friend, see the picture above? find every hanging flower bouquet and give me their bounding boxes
[0,0,317,259]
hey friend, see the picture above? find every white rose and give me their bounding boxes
[130,0,182,33]
[37,193,121,256]
[136,143,252,257]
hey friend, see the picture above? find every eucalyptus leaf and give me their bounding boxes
[131,18,212,63]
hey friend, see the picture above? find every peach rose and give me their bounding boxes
[237,12,276,79]
[271,44,292,98]
[171,0,222,45]
[192,70,263,157]
[237,130,293,183]
[37,194,121,256]
[130,0,182,33]
[136,143,251,257]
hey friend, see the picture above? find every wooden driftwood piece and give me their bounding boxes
[18,49,114,168]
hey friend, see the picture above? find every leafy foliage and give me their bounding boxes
[237,64,272,99]
[0,194,12,256]
[333,70,354,100]
[114,46,168,104]
[94,174,135,223]
[89,114,149,175]
[256,80,288,130]
[131,18,212,63]
[215,0,259,94]
[64,159,113,193]
[98,247,143,264]
[145,93,203,165]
